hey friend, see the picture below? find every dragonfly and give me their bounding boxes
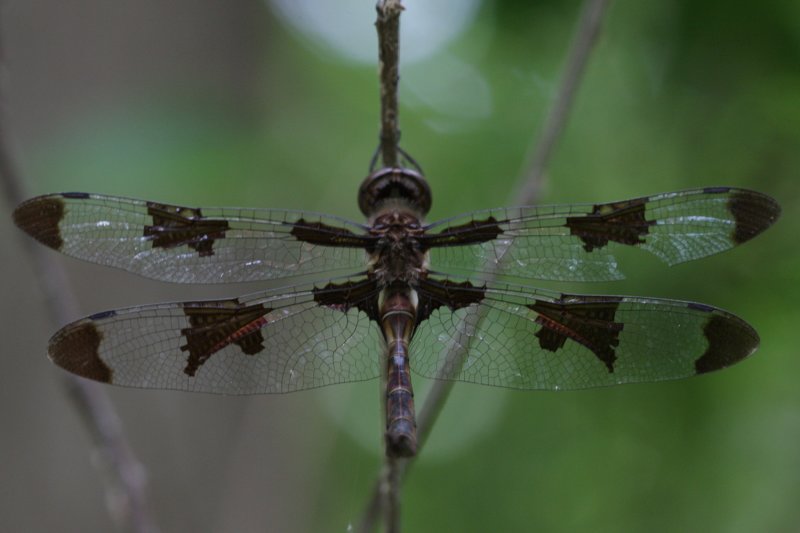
[13,166,780,457]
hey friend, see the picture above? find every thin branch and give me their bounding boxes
[62,380,159,533]
[0,11,159,533]
[358,0,613,528]
[384,458,402,533]
[417,0,614,450]
[375,0,404,168]
[515,0,612,204]
[357,457,402,533]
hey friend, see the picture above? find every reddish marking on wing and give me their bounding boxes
[181,301,271,376]
[530,297,623,372]
[534,314,593,351]
[207,315,270,356]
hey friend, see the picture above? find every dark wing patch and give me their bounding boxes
[49,320,113,382]
[695,314,759,373]
[290,219,376,249]
[415,277,486,324]
[529,296,624,372]
[145,202,230,257]
[420,216,503,248]
[565,198,655,252]
[728,189,781,244]
[12,195,66,250]
[312,278,381,321]
[181,299,271,376]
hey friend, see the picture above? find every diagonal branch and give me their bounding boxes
[415,0,614,451]
[515,0,612,204]
[0,11,160,533]
[358,0,613,529]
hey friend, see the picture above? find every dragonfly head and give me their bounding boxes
[359,167,432,218]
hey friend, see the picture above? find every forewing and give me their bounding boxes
[48,281,383,394]
[411,280,758,390]
[13,193,374,283]
[423,187,779,282]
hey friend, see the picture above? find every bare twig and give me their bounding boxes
[358,457,402,533]
[415,0,614,447]
[358,0,613,528]
[515,0,612,204]
[375,0,404,168]
[0,11,159,533]
[384,458,402,533]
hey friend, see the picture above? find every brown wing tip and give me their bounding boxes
[48,320,113,383]
[728,189,781,245]
[13,195,69,250]
[694,312,760,374]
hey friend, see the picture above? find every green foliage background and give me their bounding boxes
[2,1,799,532]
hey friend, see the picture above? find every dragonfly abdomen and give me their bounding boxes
[381,288,418,457]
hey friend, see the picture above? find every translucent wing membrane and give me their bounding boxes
[13,193,373,284]
[411,281,758,390]
[424,187,780,282]
[16,186,776,396]
[49,275,759,394]
[48,281,383,394]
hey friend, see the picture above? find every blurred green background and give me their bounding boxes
[2,1,799,532]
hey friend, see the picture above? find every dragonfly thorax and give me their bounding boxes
[368,208,428,284]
